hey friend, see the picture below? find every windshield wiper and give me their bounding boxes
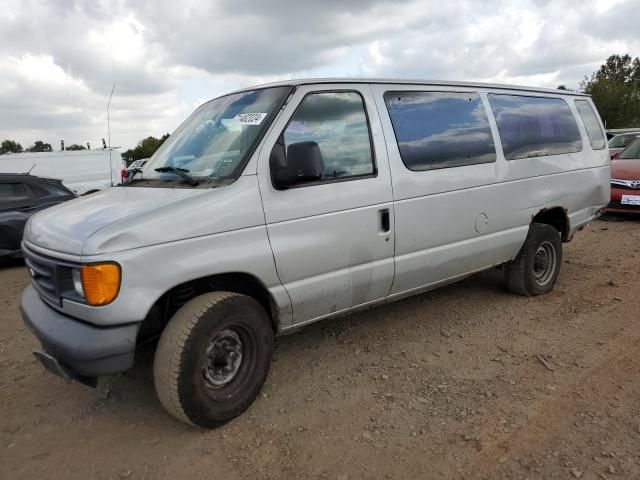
[154,166,199,186]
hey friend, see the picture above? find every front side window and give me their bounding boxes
[0,182,30,202]
[575,100,606,150]
[276,91,374,185]
[384,91,496,171]
[143,86,291,184]
[488,94,582,160]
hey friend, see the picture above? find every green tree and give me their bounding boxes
[26,140,53,152]
[66,144,87,151]
[0,139,23,154]
[123,133,170,165]
[581,54,640,128]
[557,84,568,90]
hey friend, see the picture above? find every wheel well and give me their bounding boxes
[138,273,278,343]
[532,207,569,241]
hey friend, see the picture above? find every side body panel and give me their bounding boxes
[23,175,292,328]
[257,84,395,327]
[371,84,610,297]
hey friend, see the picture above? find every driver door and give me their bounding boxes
[257,84,395,328]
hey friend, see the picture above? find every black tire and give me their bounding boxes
[153,291,274,428]
[504,222,563,296]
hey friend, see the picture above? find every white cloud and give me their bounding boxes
[0,0,638,150]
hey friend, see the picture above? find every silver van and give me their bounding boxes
[20,79,610,428]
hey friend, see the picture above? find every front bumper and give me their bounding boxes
[607,186,640,214]
[21,284,139,379]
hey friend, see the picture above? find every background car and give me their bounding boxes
[608,132,640,159]
[608,138,640,214]
[123,158,148,183]
[0,173,76,258]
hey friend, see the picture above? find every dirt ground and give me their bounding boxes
[1,216,639,480]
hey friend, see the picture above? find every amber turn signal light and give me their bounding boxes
[81,263,121,306]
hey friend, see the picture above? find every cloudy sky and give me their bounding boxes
[0,0,638,151]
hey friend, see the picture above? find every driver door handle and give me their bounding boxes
[379,208,390,234]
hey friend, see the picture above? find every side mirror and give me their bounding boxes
[270,140,324,189]
[269,138,289,189]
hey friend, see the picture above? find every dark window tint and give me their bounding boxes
[384,91,496,171]
[489,95,582,160]
[282,91,374,181]
[0,182,30,201]
[575,100,606,150]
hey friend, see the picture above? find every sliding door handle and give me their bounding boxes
[379,208,390,234]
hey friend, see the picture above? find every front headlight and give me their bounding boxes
[78,263,121,306]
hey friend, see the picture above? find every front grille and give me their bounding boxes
[611,180,640,190]
[23,246,79,307]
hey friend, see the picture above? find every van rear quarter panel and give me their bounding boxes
[371,85,609,295]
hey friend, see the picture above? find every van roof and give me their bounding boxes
[230,77,589,97]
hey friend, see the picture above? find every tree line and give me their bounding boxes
[122,134,170,165]
[2,54,639,158]
[0,139,91,154]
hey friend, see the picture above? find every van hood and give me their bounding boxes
[24,177,264,256]
[611,159,640,180]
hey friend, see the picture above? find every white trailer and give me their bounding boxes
[0,149,125,195]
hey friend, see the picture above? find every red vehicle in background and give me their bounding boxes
[608,138,640,214]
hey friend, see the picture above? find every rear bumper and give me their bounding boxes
[21,284,139,378]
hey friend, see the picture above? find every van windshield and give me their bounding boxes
[142,86,291,185]
[609,134,638,148]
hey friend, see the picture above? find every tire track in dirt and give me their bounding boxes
[460,320,640,479]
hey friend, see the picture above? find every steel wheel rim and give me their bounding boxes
[533,241,557,286]
[202,329,244,388]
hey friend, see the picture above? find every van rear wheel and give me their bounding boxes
[504,222,562,296]
[153,291,274,428]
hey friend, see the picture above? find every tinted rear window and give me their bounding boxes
[575,100,606,150]
[384,91,496,171]
[488,94,582,160]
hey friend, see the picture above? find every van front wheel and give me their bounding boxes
[153,292,274,428]
[504,223,562,296]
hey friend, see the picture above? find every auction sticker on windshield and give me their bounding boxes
[230,113,268,125]
[621,195,640,206]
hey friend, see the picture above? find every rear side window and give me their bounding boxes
[282,91,374,181]
[384,91,496,170]
[44,183,73,197]
[0,182,30,201]
[574,100,606,150]
[488,94,582,160]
